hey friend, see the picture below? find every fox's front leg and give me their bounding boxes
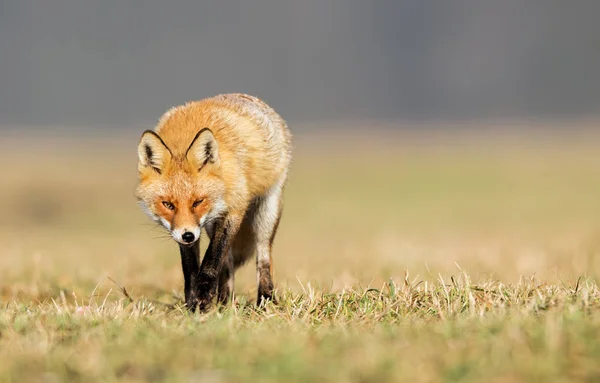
[179,240,200,309]
[194,215,240,312]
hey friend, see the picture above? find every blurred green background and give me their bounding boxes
[1,126,599,303]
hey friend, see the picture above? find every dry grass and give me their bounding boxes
[1,124,600,381]
[2,276,600,382]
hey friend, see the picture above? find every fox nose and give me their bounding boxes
[182,232,195,243]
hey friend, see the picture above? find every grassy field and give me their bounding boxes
[1,124,600,382]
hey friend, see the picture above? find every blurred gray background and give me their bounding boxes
[1,1,599,127]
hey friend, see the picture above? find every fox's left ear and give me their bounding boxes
[186,128,220,171]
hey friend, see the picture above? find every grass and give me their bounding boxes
[1,124,600,381]
[2,276,600,382]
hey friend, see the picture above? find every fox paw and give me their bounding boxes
[186,291,214,313]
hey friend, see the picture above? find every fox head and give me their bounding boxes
[135,128,227,245]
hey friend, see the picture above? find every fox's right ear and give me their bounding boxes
[137,130,172,174]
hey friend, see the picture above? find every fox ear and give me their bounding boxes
[137,130,172,174]
[186,128,219,171]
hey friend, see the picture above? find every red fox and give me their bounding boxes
[135,93,292,311]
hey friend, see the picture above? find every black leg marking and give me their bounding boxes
[257,206,282,306]
[257,270,276,306]
[179,241,200,311]
[217,250,234,306]
[194,217,239,312]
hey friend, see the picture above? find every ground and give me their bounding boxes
[1,123,600,382]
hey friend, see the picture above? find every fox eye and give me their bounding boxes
[192,199,204,208]
[162,201,175,210]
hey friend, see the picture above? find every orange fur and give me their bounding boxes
[135,94,291,308]
[136,93,291,241]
